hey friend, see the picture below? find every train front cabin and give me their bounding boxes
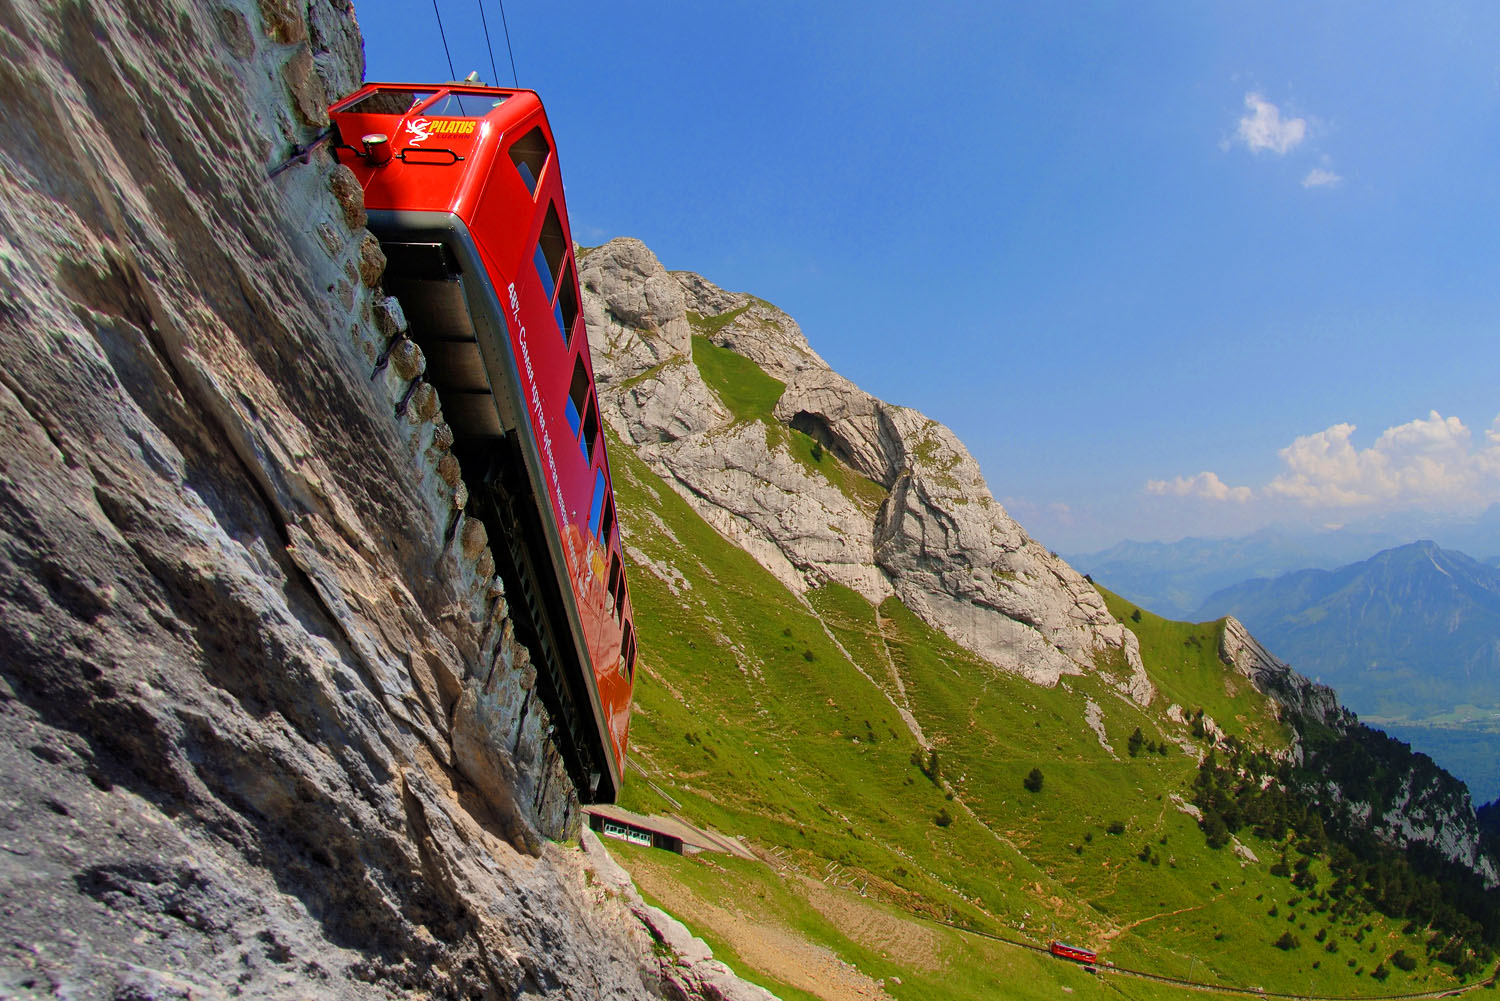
[1049,941,1098,966]
[327,82,635,802]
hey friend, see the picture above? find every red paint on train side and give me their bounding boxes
[328,83,635,795]
[1050,941,1099,965]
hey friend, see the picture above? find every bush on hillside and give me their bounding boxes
[1023,767,1044,793]
[911,749,940,784]
[1274,932,1299,951]
[1202,810,1230,849]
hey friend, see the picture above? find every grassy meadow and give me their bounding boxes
[599,342,1474,999]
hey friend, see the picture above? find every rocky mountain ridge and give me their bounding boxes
[1219,618,1498,885]
[4,1,1495,997]
[1198,540,1500,722]
[580,238,1150,701]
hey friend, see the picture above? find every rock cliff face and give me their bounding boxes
[0,1,769,997]
[1219,618,1497,885]
[581,239,1149,699]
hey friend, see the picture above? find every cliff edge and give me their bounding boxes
[0,1,769,997]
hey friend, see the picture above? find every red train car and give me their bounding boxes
[1050,941,1098,965]
[327,83,635,802]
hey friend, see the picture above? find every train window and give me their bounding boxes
[556,260,579,341]
[621,623,636,682]
[588,469,607,541]
[598,494,615,550]
[508,126,550,196]
[579,395,600,462]
[533,245,557,307]
[536,204,568,321]
[608,558,624,620]
[563,355,601,461]
[565,356,589,437]
[342,89,435,115]
[424,92,505,118]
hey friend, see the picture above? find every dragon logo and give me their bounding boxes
[405,117,432,145]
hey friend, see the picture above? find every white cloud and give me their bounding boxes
[1302,167,1342,188]
[1236,92,1306,155]
[1146,471,1253,503]
[1148,412,1500,513]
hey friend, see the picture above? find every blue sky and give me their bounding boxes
[353,2,1500,551]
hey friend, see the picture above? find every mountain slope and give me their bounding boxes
[576,239,1500,999]
[1070,529,1410,619]
[1072,510,1500,619]
[1194,541,1500,723]
[581,239,1149,700]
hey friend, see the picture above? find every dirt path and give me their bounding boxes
[630,862,897,1001]
[796,874,943,973]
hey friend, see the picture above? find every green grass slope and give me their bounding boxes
[601,340,1478,998]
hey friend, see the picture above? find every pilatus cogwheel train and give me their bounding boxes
[327,82,636,802]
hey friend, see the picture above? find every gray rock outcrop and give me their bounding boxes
[0,1,773,997]
[582,240,1149,698]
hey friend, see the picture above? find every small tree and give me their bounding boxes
[1024,767,1044,793]
[1274,932,1299,951]
[912,748,941,784]
[934,807,953,828]
[1128,727,1145,757]
[1202,810,1230,850]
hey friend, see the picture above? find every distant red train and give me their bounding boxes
[327,82,635,802]
[1050,941,1098,965]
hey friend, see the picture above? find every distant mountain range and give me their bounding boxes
[1070,509,1500,619]
[1191,540,1500,723]
[1188,540,1500,803]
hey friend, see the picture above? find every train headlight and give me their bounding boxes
[361,133,393,166]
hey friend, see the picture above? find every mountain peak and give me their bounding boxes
[581,238,1152,701]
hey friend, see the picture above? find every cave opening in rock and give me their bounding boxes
[789,411,857,471]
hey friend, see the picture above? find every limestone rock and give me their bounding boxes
[580,238,693,383]
[638,422,891,601]
[675,270,827,381]
[613,356,730,445]
[0,2,755,997]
